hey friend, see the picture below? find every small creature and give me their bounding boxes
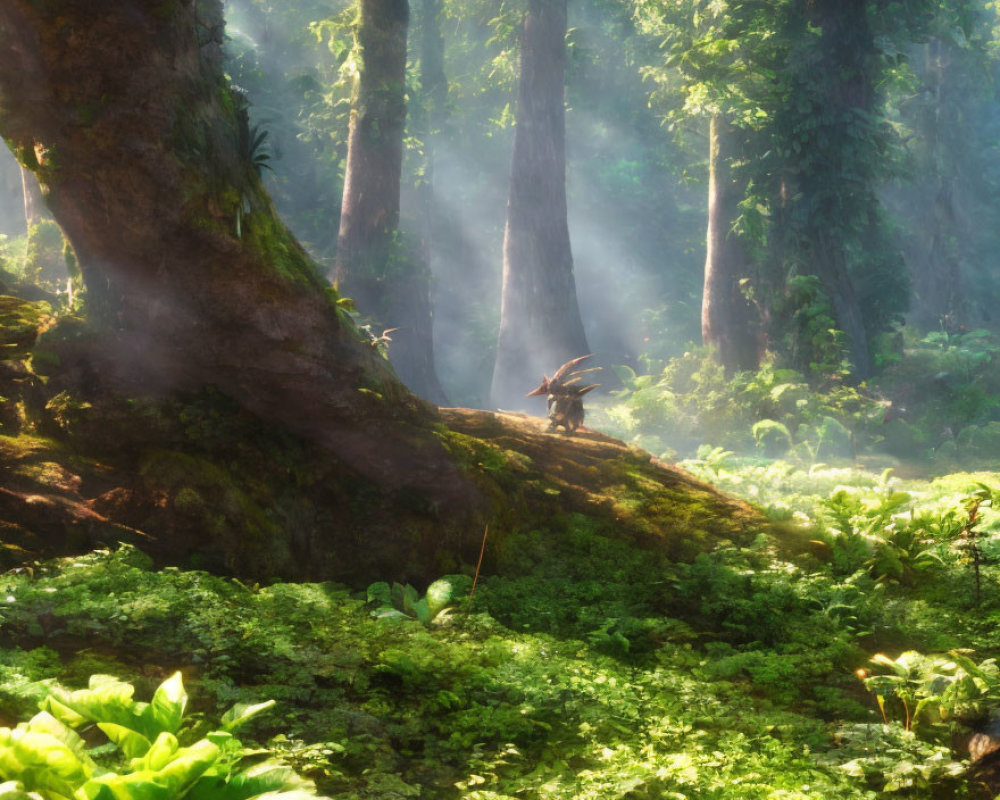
[360,325,398,357]
[527,355,600,433]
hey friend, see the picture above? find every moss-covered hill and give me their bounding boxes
[0,290,763,584]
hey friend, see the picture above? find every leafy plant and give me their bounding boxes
[0,672,326,800]
[861,650,958,734]
[366,576,471,626]
[821,490,942,584]
[860,649,1000,738]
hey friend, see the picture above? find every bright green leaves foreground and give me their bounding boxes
[2,462,1000,799]
[0,670,322,800]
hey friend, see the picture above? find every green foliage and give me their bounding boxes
[7,455,1000,799]
[597,352,881,460]
[366,575,472,626]
[831,722,964,794]
[0,671,323,800]
[751,419,791,457]
[23,221,67,292]
[819,490,944,583]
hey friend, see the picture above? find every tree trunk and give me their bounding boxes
[702,114,759,373]
[0,0,476,517]
[336,0,446,403]
[802,0,873,378]
[907,38,965,329]
[490,0,589,411]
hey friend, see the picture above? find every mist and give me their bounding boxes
[3,0,1000,464]
[215,0,698,414]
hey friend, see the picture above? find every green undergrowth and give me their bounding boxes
[597,330,1000,469]
[3,464,1000,800]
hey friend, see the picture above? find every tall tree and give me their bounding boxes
[702,113,759,373]
[781,0,876,378]
[490,0,589,411]
[0,0,474,514]
[335,0,447,403]
[884,1,999,329]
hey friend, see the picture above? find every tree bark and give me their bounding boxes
[800,0,873,378]
[490,0,589,411]
[335,0,447,403]
[0,0,476,517]
[702,114,760,373]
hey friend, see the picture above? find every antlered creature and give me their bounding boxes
[527,355,600,433]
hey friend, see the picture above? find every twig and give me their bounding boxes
[467,524,489,610]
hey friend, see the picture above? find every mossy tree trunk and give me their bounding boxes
[797,0,874,379]
[336,0,446,404]
[702,114,760,374]
[490,0,589,411]
[0,0,476,516]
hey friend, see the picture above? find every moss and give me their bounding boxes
[138,449,290,575]
[0,433,65,463]
[0,295,51,357]
[240,196,327,291]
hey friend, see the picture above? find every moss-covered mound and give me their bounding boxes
[0,292,766,584]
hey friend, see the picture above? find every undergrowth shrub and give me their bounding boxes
[0,671,324,799]
[599,352,882,461]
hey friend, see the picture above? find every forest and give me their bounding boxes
[4,0,1000,797]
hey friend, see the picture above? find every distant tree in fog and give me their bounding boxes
[491,0,589,410]
[702,113,759,374]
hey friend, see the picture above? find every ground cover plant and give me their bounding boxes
[3,459,1000,800]
[597,328,1000,470]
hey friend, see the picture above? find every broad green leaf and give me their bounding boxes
[375,608,409,621]
[389,583,406,611]
[95,724,152,760]
[45,677,161,743]
[413,598,431,626]
[424,576,471,616]
[23,712,96,775]
[77,773,170,800]
[871,653,908,676]
[131,733,179,773]
[0,781,44,800]
[0,727,87,796]
[365,582,391,606]
[401,585,419,616]
[152,740,219,793]
[220,701,276,733]
[424,579,453,615]
[149,674,186,735]
[189,762,315,800]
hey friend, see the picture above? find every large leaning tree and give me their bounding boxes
[0,0,474,514]
[0,0,762,583]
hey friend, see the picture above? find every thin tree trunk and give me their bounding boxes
[491,0,589,410]
[702,114,759,373]
[0,0,476,517]
[336,0,446,403]
[909,39,965,329]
